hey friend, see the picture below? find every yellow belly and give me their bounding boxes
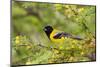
[50,29,64,44]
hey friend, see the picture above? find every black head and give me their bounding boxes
[43,25,53,39]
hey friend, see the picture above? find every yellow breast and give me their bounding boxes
[50,29,64,44]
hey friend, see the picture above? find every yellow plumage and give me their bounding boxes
[50,29,65,44]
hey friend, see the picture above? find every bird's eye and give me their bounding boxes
[44,28,47,31]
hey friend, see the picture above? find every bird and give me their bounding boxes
[43,25,82,44]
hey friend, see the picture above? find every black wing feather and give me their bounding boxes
[53,32,72,39]
[53,32,82,40]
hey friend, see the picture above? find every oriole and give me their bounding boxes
[43,25,82,44]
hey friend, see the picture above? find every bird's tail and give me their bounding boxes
[71,36,83,40]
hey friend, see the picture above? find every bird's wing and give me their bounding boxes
[53,32,72,39]
[53,32,82,40]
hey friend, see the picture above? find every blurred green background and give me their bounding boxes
[12,1,96,65]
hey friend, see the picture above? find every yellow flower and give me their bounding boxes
[55,4,61,10]
[54,49,59,54]
[15,36,20,40]
[65,5,69,8]
[69,57,74,61]
[72,40,77,44]
[26,61,32,65]
[59,46,63,50]
[79,46,82,49]
[26,45,32,49]
[15,36,20,44]
[78,8,84,12]
[52,54,56,58]
[26,59,32,64]
[48,60,53,63]
[15,39,20,44]
[71,45,74,48]
[68,15,71,18]
[81,51,84,55]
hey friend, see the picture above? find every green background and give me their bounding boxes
[12,1,96,65]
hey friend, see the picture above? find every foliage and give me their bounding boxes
[12,1,96,65]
